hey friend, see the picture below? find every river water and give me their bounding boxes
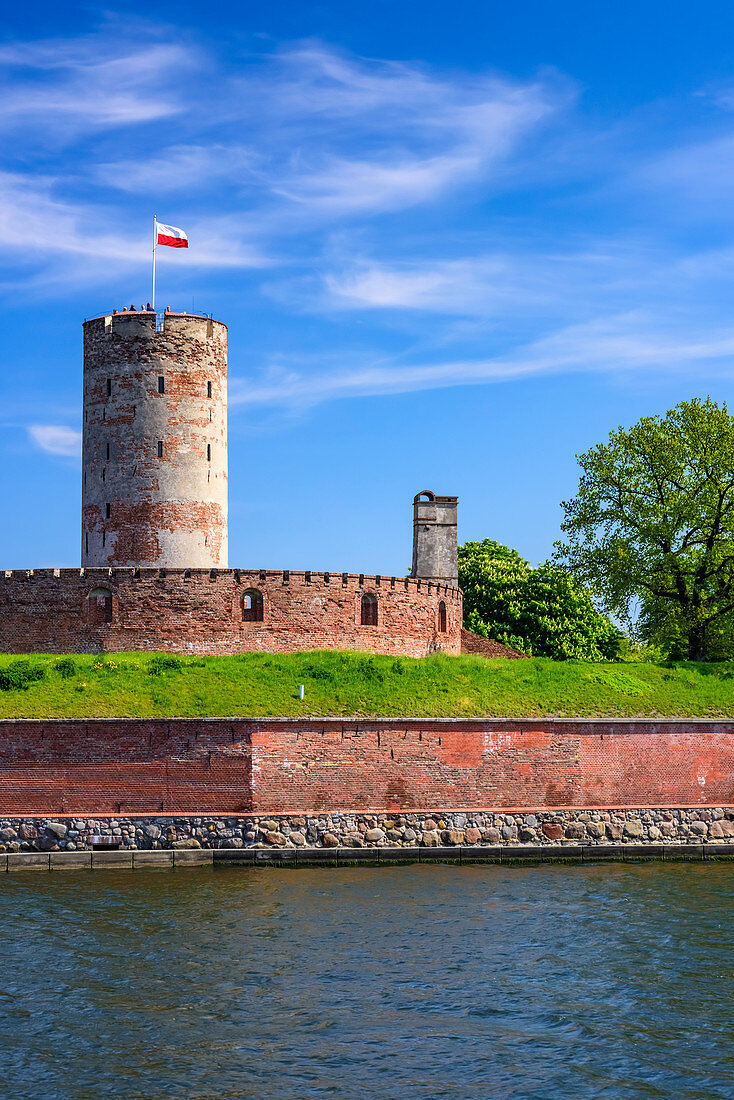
[2,862,733,1099]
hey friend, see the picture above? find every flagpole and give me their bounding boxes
[152,214,157,311]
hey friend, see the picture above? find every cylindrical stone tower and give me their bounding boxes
[81,309,228,568]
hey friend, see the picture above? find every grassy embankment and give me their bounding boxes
[1,650,734,719]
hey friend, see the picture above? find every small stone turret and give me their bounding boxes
[411,490,458,586]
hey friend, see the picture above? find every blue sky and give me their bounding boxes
[4,1,734,573]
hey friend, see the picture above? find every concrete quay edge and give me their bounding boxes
[1,844,733,873]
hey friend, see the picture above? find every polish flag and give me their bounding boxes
[156,222,188,248]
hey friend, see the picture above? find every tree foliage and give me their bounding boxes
[555,397,734,661]
[458,539,620,660]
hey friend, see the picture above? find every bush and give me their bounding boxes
[459,539,622,661]
[54,657,77,679]
[0,660,47,691]
[148,654,183,676]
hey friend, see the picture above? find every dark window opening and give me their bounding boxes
[207,381,212,398]
[106,378,111,397]
[438,600,447,633]
[105,502,111,519]
[102,468,106,481]
[157,376,165,394]
[361,593,378,626]
[102,530,106,547]
[207,444,211,462]
[242,588,264,622]
[88,586,113,624]
[83,471,86,487]
[103,407,106,422]
[157,441,163,458]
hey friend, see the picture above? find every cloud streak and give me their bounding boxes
[230,313,734,410]
[28,424,81,458]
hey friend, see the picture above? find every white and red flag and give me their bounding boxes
[156,222,188,248]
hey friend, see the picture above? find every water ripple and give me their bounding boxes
[0,862,732,1099]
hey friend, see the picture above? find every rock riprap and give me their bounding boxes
[0,807,732,852]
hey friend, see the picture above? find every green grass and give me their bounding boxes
[0,650,734,718]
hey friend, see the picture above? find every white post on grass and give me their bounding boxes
[299,684,305,701]
[152,214,157,311]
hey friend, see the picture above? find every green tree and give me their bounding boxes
[458,539,620,660]
[555,397,734,661]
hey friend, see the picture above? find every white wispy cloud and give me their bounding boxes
[0,171,269,280]
[229,313,734,410]
[93,42,562,218]
[28,425,81,458]
[0,38,196,135]
[95,144,261,193]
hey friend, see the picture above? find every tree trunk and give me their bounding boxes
[687,625,707,662]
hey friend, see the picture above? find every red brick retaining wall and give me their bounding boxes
[0,717,732,815]
[0,569,461,657]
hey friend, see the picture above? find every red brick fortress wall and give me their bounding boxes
[0,717,731,815]
[0,569,462,657]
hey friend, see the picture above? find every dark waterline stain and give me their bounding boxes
[2,863,733,1099]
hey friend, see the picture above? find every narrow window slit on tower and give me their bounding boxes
[102,407,106,421]
[207,381,212,398]
[102,531,106,547]
[105,503,111,519]
[438,601,447,633]
[102,468,106,482]
[207,444,211,462]
[157,441,163,458]
[158,376,165,394]
[106,378,111,397]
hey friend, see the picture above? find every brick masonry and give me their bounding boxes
[82,311,228,569]
[0,717,732,816]
[0,568,461,656]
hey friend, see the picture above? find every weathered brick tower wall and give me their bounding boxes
[82,310,227,569]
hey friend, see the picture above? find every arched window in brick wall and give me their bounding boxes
[361,593,378,626]
[438,600,447,633]
[87,586,113,624]
[242,589,264,622]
